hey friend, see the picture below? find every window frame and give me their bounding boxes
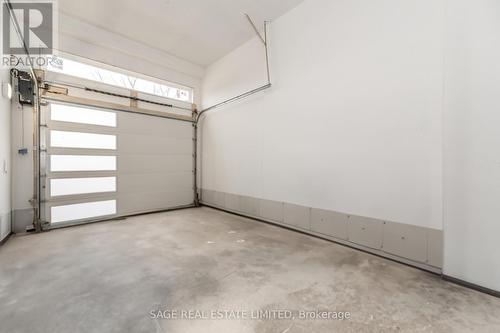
[45,53,194,104]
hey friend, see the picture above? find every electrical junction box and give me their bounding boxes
[17,71,34,105]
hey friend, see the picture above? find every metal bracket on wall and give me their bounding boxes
[198,14,272,117]
[245,14,266,45]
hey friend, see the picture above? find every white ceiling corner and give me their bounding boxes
[58,0,304,68]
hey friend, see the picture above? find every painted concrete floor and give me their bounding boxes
[1,207,499,333]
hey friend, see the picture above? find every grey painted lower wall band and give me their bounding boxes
[201,189,443,274]
[11,208,34,234]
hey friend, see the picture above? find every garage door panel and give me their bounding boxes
[118,172,193,192]
[118,113,193,138]
[47,147,119,156]
[47,121,118,135]
[45,194,117,207]
[47,170,116,178]
[42,100,195,227]
[118,134,192,154]
[118,189,194,215]
[118,155,192,174]
[47,111,192,139]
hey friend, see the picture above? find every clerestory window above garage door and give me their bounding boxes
[46,56,193,103]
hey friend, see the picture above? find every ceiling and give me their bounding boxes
[58,0,304,67]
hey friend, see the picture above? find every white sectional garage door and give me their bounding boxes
[41,102,194,227]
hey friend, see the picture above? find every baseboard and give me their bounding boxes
[443,275,500,298]
[200,189,443,274]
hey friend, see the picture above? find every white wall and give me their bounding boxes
[0,69,12,241]
[202,37,269,108]
[201,0,445,230]
[443,0,500,292]
[10,91,33,232]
